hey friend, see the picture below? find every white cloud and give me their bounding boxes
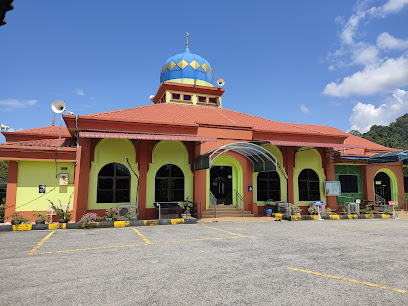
[74,88,85,96]
[377,32,408,50]
[330,0,408,67]
[371,0,408,17]
[324,56,408,97]
[0,99,38,111]
[349,89,408,132]
[300,104,310,114]
[340,11,366,45]
[352,44,379,66]
[328,65,335,71]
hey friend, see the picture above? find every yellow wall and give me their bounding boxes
[146,140,193,208]
[88,138,139,210]
[293,148,326,206]
[15,161,75,211]
[252,145,287,205]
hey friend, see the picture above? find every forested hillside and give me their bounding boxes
[349,113,408,150]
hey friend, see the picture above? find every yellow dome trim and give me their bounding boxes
[189,60,200,70]
[177,60,188,69]
[167,61,176,70]
[201,63,209,72]
[161,65,167,73]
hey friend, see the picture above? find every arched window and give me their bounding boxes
[97,163,130,203]
[257,171,280,201]
[298,169,320,201]
[155,164,184,202]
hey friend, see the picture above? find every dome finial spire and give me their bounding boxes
[186,32,189,49]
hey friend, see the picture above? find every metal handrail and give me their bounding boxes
[235,189,245,217]
[210,191,217,218]
[375,194,386,205]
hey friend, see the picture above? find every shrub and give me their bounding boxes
[0,202,5,223]
[291,203,302,215]
[80,212,100,223]
[7,212,29,225]
[32,211,50,223]
[105,208,118,219]
[308,206,319,215]
[48,199,72,220]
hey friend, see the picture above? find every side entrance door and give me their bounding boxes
[210,166,232,205]
[374,172,392,202]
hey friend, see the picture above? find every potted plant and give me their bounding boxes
[7,212,29,226]
[48,200,72,223]
[291,203,302,216]
[32,211,50,224]
[180,202,191,218]
[360,203,373,215]
[307,205,319,215]
[104,208,118,221]
[325,207,337,215]
[125,208,138,221]
[80,212,100,229]
[0,200,5,223]
[383,208,393,215]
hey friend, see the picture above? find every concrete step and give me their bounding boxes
[202,213,254,218]
[202,206,254,218]
[397,210,408,218]
[207,206,241,210]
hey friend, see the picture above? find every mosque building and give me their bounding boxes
[1,36,407,222]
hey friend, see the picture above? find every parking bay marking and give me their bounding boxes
[132,228,152,244]
[28,227,245,256]
[288,267,408,294]
[200,225,246,237]
[335,224,408,229]
[27,231,55,256]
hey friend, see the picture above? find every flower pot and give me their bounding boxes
[105,218,113,222]
[129,217,138,221]
[59,218,68,223]
[35,220,46,224]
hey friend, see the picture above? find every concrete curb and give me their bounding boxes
[0,218,197,231]
[281,214,394,221]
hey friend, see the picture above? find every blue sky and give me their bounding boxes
[1,0,408,143]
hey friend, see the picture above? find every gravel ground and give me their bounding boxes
[0,218,407,306]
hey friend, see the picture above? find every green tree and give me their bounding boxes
[357,114,408,150]
[0,161,8,182]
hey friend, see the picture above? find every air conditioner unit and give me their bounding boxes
[117,205,137,217]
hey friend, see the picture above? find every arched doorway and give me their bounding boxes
[210,166,232,205]
[374,172,391,202]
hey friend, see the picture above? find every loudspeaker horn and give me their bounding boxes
[149,95,155,102]
[217,78,225,87]
[51,100,66,113]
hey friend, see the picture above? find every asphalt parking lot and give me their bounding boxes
[1,218,408,305]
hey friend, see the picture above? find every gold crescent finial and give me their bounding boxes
[186,32,189,49]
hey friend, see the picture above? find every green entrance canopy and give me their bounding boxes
[369,150,408,164]
[194,142,277,172]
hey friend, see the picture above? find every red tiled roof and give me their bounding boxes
[268,140,364,149]
[289,123,395,156]
[7,126,71,137]
[85,103,396,156]
[86,103,336,136]
[1,138,76,148]
[80,132,217,142]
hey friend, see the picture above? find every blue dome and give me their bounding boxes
[160,48,214,86]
